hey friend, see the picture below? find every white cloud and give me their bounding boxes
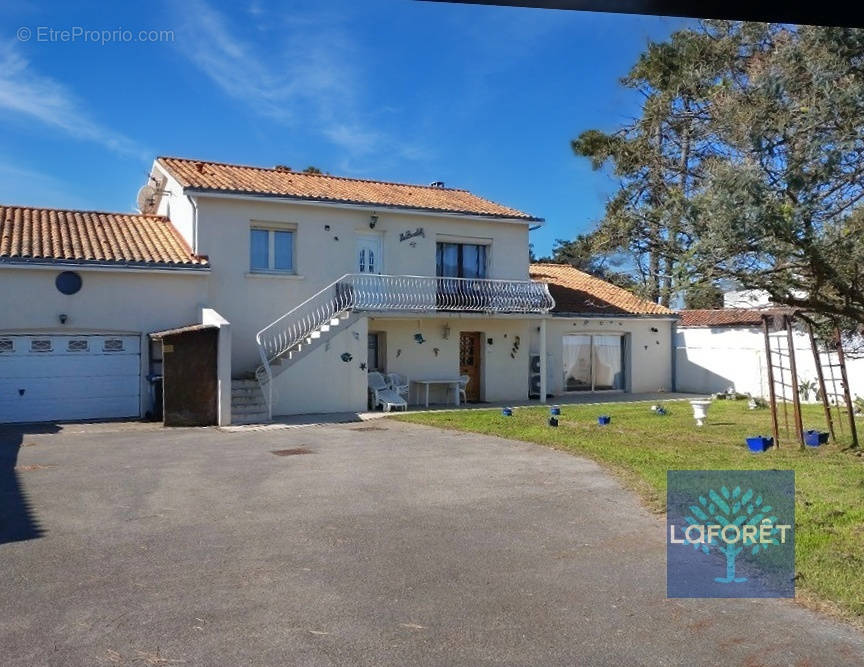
[0,42,145,158]
[174,0,430,160]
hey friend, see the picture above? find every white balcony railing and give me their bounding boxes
[257,273,554,366]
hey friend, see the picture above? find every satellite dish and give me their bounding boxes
[136,185,157,213]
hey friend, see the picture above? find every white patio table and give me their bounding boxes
[412,379,462,408]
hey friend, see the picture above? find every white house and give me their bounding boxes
[0,156,676,425]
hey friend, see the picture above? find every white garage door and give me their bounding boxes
[0,334,141,424]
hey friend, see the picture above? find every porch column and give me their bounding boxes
[539,317,547,404]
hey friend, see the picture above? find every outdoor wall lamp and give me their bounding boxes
[58,313,68,324]
[369,213,378,229]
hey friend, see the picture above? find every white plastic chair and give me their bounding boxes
[456,374,470,404]
[368,371,407,412]
[386,372,409,398]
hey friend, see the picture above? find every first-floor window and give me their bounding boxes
[250,228,295,272]
[563,334,625,391]
[436,242,487,278]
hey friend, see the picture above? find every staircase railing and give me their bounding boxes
[255,273,555,418]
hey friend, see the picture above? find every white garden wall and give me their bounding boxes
[676,326,864,402]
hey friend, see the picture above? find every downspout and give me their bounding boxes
[670,319,678,393]
[186,193,199,253]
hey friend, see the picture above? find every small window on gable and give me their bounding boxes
[250,227,295,273]
[31,339,53,353]
[68,339,89,352]
[0,339,13,353]
[103,339,124,352]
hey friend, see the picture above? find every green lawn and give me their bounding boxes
[394,399,864,625]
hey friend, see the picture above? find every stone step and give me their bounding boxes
[232,405,268,415]
[231,396,267,408]
[231,386,261,395]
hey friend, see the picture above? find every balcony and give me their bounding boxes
[258,273,554,367]
[338,273,555,314]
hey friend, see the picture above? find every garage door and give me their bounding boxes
[0,334,141,424]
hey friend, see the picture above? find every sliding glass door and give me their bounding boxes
[563,335,592,391]
[563,334,625,392]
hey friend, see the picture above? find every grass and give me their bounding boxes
[394,399,864,626]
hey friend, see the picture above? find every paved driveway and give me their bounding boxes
[1,420,862,665]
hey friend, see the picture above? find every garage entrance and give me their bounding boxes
[0,334,140,423]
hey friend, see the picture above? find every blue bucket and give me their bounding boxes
[550,405,561,416]
[501,407,513,417]
[746,436,773,453]
[804,430,828,447]
[597,415,611,425]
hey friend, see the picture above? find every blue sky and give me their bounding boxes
[0,1,687,256]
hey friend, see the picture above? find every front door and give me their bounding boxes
[356,235,382,274]
[459,332,482,402]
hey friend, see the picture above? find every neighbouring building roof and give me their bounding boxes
[0,204,209,269]
[529,263,674,316]
[156,156,540,221]
[677,309,764,327]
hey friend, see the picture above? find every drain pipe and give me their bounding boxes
[670,318,678,392]
[186,193,199,253]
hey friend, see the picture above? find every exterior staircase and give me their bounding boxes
[252,273,556,421]
[230,378,269,425]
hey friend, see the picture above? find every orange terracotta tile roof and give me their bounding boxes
[678,309,765,327]
[0,204,209,269]
[157,156,540,221]
[529,263,674,316]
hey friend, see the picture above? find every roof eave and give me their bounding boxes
[183,187,543,223]
[550,311,677,319]
[0,257,210,272]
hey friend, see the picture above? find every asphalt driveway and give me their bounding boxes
[1,420,863,665]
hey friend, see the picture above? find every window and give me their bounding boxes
[250,228,295,273]
[0,339,13,353]
[367,333,385,372]
[436,243,487,278]
[30,339,53,353]
[103,339,124,352]
[563,334,626,392]
[67,339,89,352]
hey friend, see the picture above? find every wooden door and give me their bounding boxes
[459,332,482,402]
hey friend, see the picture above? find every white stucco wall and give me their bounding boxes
[370,316,533,405]
[544,316,674,396]
[676,326,864,401]
[0,266,209,417]
[270,315,368,416]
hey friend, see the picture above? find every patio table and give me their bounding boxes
[412,379,462,408]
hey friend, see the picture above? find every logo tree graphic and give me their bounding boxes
[683,486,780,584]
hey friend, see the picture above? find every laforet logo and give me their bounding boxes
[670,486,791,583]
[666,471,795,598]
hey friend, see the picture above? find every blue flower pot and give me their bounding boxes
[804,430,829,447]
[550,405,561,416]
[746,436,773,453]
[501,407,513,417]
[597,416,611,425]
